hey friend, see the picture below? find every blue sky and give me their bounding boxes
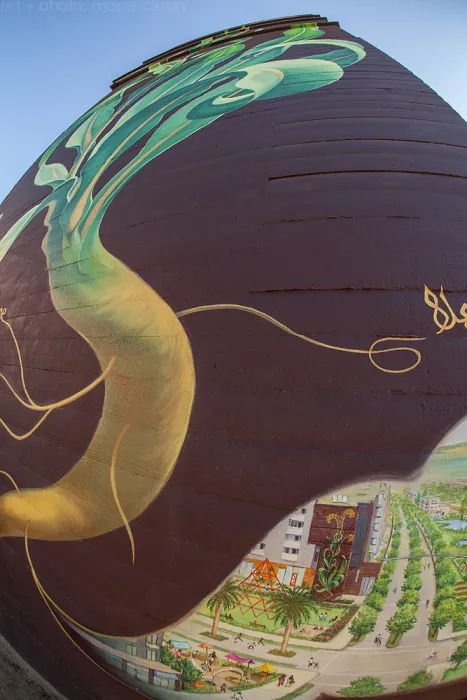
[0,0,466,201]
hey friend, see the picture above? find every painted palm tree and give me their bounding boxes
[207,578,242,637]
[268,585,319,654]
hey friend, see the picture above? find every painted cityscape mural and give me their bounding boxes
[1,15,466,700]
[80,430,467,698]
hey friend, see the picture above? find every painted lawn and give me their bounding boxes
[443,664,467,682]
[199,598,347,635]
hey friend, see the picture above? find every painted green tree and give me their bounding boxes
[429,598,458,640]
[172,658,203,690]
[349,607,377,642]
[397,590,420,608]
[338,677,385,697]
[372,575,391,597]
[460,496,467,521]
[450,639,467,669]
[364,592,386,613]
[397,670,433,691]
[207,578,242,637]
[434,587,456,608]
[386,605,417,645]
[401,573,422,592]
[267,585,319,654]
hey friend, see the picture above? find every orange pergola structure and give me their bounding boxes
[234,559,284,620]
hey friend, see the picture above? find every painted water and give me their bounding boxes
[440,519,467,530]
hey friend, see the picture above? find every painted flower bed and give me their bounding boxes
[313,605,359,641]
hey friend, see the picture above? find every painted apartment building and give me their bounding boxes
[234,499,319,587]
[368,484,392,557]
[234,484,391,596]
[419,495,450,517]
[343,484,391,595]
[75,628,182,692]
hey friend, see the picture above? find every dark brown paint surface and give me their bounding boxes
[1,15,467,700]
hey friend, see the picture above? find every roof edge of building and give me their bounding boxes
[110,13,339,90]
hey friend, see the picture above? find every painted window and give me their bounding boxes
[289,519,304,528]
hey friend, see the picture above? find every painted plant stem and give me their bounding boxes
[0,26,373,543]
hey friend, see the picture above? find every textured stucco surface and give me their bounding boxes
[0,636,66,700]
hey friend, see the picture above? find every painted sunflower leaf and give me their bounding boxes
[293,39,366,66]
[255,58,344,100]
[37,74,145,168]
[71,78,219,218]
[77,77,240,255]
[65,94,124,155]
[34,114,93,184]
[283,25,324,40]
[0,201,47,262]
[34,161,69,188]
[337,556,348,577]
[85,50,238,166]
[210,44,290,75]
[198,41,246,62]
[312,47,367,69]
[186,65,281,119]
[314,569,329,592]
[148,58,187,75]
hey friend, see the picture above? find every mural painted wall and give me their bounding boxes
[0,23,372,541]
[2,13,467,700]
[78,436,467,698]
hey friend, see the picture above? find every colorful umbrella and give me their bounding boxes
[226,653,250,664]
[257,662,277,676]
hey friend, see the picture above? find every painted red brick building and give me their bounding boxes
[308,484,391,597]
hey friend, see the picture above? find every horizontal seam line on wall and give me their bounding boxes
[276,115,466,126]
[268,169,467,181]
[271,137,467,150]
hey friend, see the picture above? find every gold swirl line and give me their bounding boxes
[0,314,115,412]
[23,521,138,640]
[0,408,54,441]
[0,470,20,494]
[177,303,425,374]
[1,315,35,406]
[15,424,137,641]
[368,337,422,374]
[24,524,150,698]
[110,423,135,565]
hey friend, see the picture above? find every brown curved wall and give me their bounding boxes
[1,15,467,700]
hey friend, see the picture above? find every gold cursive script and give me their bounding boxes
[424,285,467,334]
